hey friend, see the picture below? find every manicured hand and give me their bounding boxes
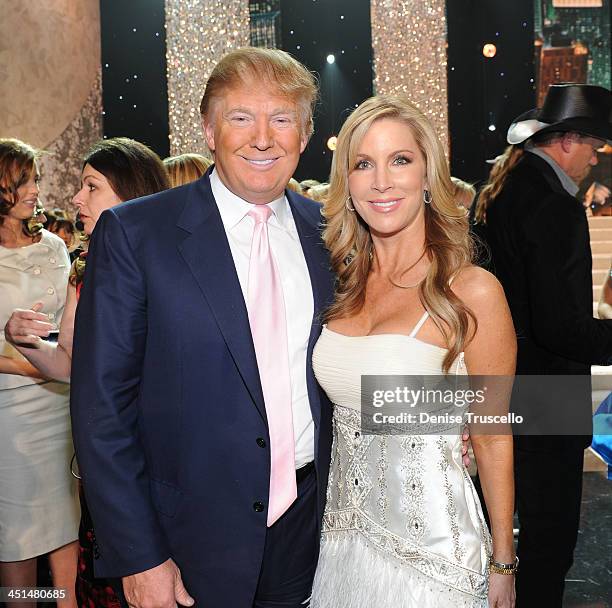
[4,303,54,346]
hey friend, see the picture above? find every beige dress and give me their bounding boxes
[310,312,491,608]
[0,230,79,560]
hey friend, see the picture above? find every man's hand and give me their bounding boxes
[462,426,471,467]
[122,558,195,608]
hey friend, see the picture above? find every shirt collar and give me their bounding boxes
[210,169,290,231]
[525,144,579,197]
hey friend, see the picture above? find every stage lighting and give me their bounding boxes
[326,54,336,64]
[488,124,496,132]
[482,44,497,58]
[327,136,337,151]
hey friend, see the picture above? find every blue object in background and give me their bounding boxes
[592,392,612,480]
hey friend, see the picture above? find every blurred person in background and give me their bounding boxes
[470,83,612,608]
[300,178,320,196]
[5,137,170,608]
[287,177,303,195]
[45,209,77,251]
[598,262,612,319]
[0,138,79,608]
[163,152,211,188]
[307,183,329,203]
[451,176,476,209]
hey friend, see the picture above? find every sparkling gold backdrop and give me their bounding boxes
[165,0,449,156]
[370,0,449,152]
[165,0,250,155]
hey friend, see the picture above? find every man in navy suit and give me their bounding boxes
[71,47,335,608]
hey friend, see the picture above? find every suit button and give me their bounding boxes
[256,437,266,448]
[253,501,265,512]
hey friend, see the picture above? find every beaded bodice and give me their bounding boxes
[312,320,491,597]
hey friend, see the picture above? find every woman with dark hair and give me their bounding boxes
[5,137,170,607]
[0,138,79,608]
[45,209,77,251]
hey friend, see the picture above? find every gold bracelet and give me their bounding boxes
[489,555,519,575]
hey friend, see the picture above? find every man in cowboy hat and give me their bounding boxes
[471,83,612,607]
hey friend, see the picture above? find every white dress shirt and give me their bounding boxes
[210,170,315,468]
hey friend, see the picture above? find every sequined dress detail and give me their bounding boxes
[310,312,491,608]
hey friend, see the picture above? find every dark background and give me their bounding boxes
[279,0,374,181]
[446,0,536,185]
[100,0,169,158]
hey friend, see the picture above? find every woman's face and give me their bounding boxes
[7,165,40,221]
[72,164,121,235]
[348,118,427,240]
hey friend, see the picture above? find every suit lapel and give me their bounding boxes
[177,173,266,420]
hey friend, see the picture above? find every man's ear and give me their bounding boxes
[560,132,577,153]
[299,135,308,154]
[202,116,215,152]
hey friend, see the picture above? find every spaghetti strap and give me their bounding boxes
[408,311,429,338]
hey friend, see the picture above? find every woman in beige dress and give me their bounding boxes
[0,138,79,608]
[5,137,170,607]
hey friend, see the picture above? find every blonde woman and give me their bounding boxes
[309,96,516,607]
[163,152,211,188]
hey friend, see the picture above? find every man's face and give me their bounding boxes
[565,135,605,184]
[203,83,308,204]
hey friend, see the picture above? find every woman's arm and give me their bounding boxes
[4,283,77,382]
[455,266,517,607]
[0,355,46,378]
[597,265,612,320]
[457,266,516,558]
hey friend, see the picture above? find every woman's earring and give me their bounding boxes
[346,196,355,212]
[423,189,432,205]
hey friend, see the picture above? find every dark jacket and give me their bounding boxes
[471,151,612,448]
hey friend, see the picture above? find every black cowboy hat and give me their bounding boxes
[507,83,611,145]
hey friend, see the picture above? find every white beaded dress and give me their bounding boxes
[310,312,491,608]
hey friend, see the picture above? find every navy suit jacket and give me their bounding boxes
[70,171,335,606]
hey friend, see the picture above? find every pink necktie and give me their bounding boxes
[247,205,297,526]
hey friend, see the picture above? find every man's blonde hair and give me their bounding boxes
[199,47,318,138]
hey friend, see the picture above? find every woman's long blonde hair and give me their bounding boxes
[323,95,476,371]
[473,145,523,224]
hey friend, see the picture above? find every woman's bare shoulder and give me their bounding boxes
[451,265,506,309]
